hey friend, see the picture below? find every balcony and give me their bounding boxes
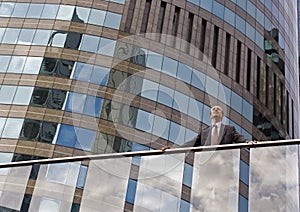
[0,140,298,211]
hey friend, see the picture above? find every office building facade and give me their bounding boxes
[0,0,299,211]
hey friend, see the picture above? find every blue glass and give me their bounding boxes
[41,4,59,19]
[140,79,158,101]
[104,12,122,29]
[205,76,218,98]
[66,92,86,114]
[177,63,192,83]
[264,0,272,12]
[80,35,100,53]
[256,9,264,27]
[187,0,199,6]
[240,160,249,185]
[75,128,96,151]
[246,1,256,18]
[125,179,137,204]
[18,29,35,45]
[236,0,246,11]
[242,99,252,122]
[146,51,163,71]
[191,70,206,91]
[88,9,106,26]
[173,91,189,113]
[2,28,20,44]
[200,0,213,12]
[169,122,185,145]
[183,163,193,187]
[188,98,203,121]
[0,56,11,73]
[0,2,15,17]
[180,199,190,212]
[218,84,231,105]
[76,166,88,188]
[132,142,150,151]
[238,195,248,212]
[255,32,264,49]
[202,105,211,125]
[73,62,93,82]
[12,3,29,18]
[224,8,235,26]
[157,85,174,107]
[229,120,242,133]
[235,15,246,33]
[56,124,77,148]
[264,16,272,31]
[136,110,153,132]
[212,1,224,19]
[98,38,116,56]
[242,129,252,141]
[152,115,170,140]
[184,128,197,142]
[246,23,255,42]
[26,4,43,18]
[83,96,103,117]
[161,56,178,77]
[231,91,242,113]
[91,66,110,85]
[32,30,52,45]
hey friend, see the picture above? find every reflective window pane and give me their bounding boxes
[13,86,34,105]
[140,79,158,101]
[90,66,110,85]
[157,85,174,107]
[146,51,163,71]
[88,9,106,26]
[7,56,26,73]
[2,118,24,139]
[32,30,51,45]
[0,3,15,17]
[0,86,17,104]
[56,124,77,148]
[56,5,74,20]
[74,7,90,23]
[162,56,178,77]
[80,35,100,52]
[104,12,122,29]
[177,63,192,83]
[50,31,67,47]
[83,96,103,117]
[23,57,43,74]
[136,110,153,133]
[73,62,93,82]
[152,115,170,140]
[75,128,96,151]
[66,92,86,114]
[0,56,11,73]
[26,4,43,18]
[98,38,116,56]
[76,166,88,189]
[41,4,59,19]
[18,29,35,45]
[12,3,29,18]
[2,28,20,44]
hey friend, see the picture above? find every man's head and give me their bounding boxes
[210,106,224,123]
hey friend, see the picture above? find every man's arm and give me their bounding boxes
[231,126,247,143]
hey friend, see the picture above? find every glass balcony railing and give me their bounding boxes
[0,140,298,211]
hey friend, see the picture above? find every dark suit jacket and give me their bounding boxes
[182,124,247,147]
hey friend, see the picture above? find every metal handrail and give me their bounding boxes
[0,139,299,168]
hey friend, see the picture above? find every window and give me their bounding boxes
[12,3,29,18]
[161,56,178,77]
[56,5,74,21]
[2,118,24,139]
[18,29,35,45]
[88,9,106,26]
[104,12,122,29]
[13,86,34,105]
[80,34,100,52]
[41,4,59,19]
[2,28,20,44]
[26,4,43,18]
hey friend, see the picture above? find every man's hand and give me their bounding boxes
[247,140,258,145]
[160,146,171,151]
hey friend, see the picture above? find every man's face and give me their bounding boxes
[210,106,224,120]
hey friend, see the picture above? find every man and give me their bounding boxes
[161,106,252,150]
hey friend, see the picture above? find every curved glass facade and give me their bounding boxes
[0,0,299,211]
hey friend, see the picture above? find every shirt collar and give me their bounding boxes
[212,122,222,128]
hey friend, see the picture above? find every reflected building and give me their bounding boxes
[0,0,299,211]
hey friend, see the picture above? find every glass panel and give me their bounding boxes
[56,124,77,148]
[0,85,17,104]
[91,66,110,85]
[56,5,74,21]
[13,86,34,105]
[26,4,43,18]
[12,3,29,18]
[2,118,24,139]
[177,63,192,83]
[140,79,158,101]
[191,149,240,211]
[73,7,90,23]
[162,56,178,77]
[66,92,86,114]
[81,158,131,211]
[0,166,31,211]
[29,162,80,212]
[18,29,35,45]
[2,28,20,44]
[80,35,100,53]
[249,146,299,211]
[146,51,163,71]
[98,38,116,56]
[200,0,213,12]
[88,9,106,26]
[134,154,185,211]
[205,76,219,98]
[0,3,15,17]
[83,95,103,117]
[23,57,43,74]
[7,56,26,73]
[32,30,51,46]
[0,56,11,73]
[152,115,170,140]
[75,127,96,151]
[104,12,122,29]
[50,31,67,47]
[157,84,174,107]
[41,4,59,19]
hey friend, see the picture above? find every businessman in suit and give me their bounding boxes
[161,105,252,150]
[183,105,247,147]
